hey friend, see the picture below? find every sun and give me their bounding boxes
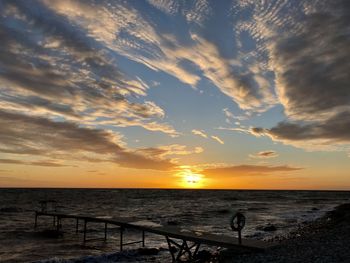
[176,168,205,188]
[185,174,200,184]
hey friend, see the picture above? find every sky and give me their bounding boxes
[0,0,349,189]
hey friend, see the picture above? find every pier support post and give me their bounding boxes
[166,236,176,262]
[104,223,107,241]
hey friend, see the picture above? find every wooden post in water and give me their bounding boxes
[104,222,107,241]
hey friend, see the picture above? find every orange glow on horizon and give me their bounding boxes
[1,163,350,190]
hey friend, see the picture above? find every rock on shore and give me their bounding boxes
[220,203,350,263]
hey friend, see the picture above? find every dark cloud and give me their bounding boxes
[202,164,302,177]
[0,110,175,170]
[250,127,266,136]
[273,0,350,118]
[250,151,278,159]
[247,0,350,149]
[0,93,78,118]
[258,111,350,143]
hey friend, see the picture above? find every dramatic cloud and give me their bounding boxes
[238,0,350,150]
[0,110,175,170]
[270,1,350,120]
[46,0,277,111]
[249,151,278,159]
[250,111,350,150]
[1,0,349,184]
[202,164,302,177]
[0,0,177,136]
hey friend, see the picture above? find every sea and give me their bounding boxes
[0,189,350,262]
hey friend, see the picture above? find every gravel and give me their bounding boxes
[219,203,350,263]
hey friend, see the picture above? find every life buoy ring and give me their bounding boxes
[230,212,245,232]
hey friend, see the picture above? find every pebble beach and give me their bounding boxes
[221,203,350,263]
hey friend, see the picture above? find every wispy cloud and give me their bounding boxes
[217,127,250,134]
[0,1,178,136]
[192,129,224,145]
[192,129,208,138]
[211,136,224,145]
[0,159,71,167]
[136,144,203,159]
[222,108,249,122]
[249,151,278,159]
[47,0,277,111]
[202,164,302,177]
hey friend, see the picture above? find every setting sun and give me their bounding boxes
[176,168,205,188]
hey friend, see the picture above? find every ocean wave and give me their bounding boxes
[0,206,24,213]
[33,248,166,263]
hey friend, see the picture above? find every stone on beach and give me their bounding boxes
[220,203,350,263]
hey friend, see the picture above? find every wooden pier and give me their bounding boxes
[34,210,274,262]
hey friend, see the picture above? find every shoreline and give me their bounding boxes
[220,203,350,263]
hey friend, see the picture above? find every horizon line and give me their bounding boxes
[0,187,349,192]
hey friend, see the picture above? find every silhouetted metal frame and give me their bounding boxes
[166,236,201,262]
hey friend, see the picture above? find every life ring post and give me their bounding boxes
[230,212,245,245]
[238,228,242,244]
